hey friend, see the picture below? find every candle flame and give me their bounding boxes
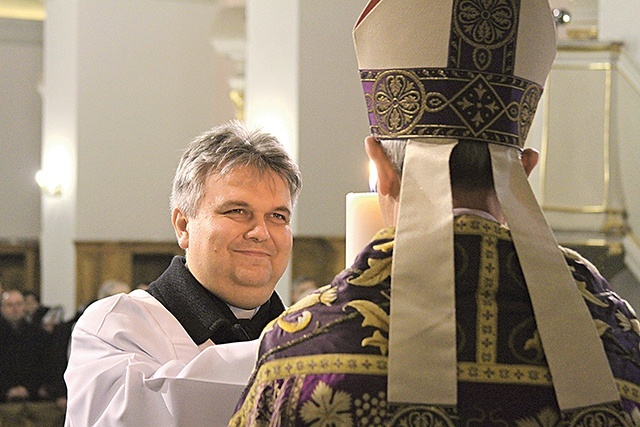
[369,160,377,192]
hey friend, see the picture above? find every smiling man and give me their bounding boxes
[64,121,301,426]
[173,165,293,312]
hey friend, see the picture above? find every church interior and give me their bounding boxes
[1,0,640,321]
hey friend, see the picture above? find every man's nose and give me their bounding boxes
[244,218,269,241]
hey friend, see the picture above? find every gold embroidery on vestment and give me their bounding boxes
[458,361,552,385]
[477,233,500,364]
[618,379,640,404]
[344,300,389,355]
[256,354,388,383]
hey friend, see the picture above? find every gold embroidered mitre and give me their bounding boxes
[353,0,619,410]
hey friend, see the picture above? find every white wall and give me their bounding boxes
[599,1,640,277]
[599,1,640,68]
[74,0,222,241]
[0,18,42,240]
[297,0,371,237]
[40,0,234,314]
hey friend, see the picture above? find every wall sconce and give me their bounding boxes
[36,143,72,197]
[35,169,63,197]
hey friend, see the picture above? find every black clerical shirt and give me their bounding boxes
[146,256,285,345]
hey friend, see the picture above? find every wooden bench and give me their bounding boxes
[0,402,64,427]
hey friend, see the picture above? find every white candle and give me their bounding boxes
[345,192,384,267]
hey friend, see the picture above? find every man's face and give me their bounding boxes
[1,291,25,324]
[174,165,293,309]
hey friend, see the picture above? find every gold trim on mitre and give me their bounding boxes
[353,0,618,410]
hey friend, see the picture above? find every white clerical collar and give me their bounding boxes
[228,304,259,320]
[453,207,499,223]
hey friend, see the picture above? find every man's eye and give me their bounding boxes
[271,213,289,223]
[226,209,248,216]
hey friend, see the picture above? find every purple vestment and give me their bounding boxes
[231,215,640,426]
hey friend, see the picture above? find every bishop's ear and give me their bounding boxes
[172,208,190,250]
[364,136,401,199]
[520,148,539,178]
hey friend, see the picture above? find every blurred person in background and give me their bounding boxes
[96,280,131,300]
[290,276,320,304]
[0,290,49,402]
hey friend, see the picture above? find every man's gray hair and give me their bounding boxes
[380,139,407,178]
[171,120,302,218]
[380,138,494,191]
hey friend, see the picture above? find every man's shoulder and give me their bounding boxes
[559,246,602,277]
[557,245,620,293]
[76,290,175,337]
[260,282,387,356]
[81,289,156,315]
[72,290,199,361]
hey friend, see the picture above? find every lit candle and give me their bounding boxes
[345,160,384,267]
